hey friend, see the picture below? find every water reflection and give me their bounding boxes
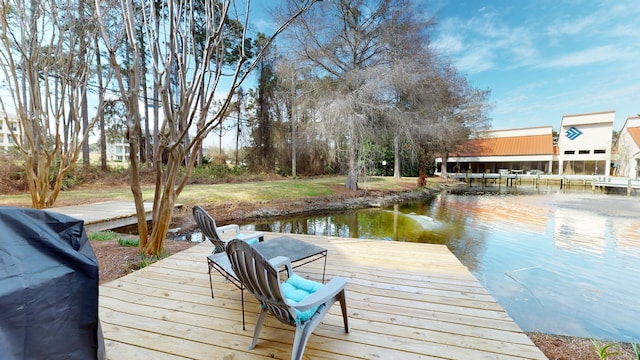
[249,191,640,342]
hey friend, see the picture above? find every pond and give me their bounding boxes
[235,189,640,343]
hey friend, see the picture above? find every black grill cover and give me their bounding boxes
[0,207,105,359]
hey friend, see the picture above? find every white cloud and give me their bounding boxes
[545,14,598,37]
[427,0,640,130]
[455,47,494,74]
[433,8,541,74]
[539,45,619,69]
[431,33,465,53]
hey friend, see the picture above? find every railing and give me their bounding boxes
[446,173,638,194]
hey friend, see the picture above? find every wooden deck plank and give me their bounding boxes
[102,336,192,360]
[99,232,546,359]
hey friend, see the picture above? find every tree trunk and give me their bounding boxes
[146,159,177,255]
[393,134,400,179]
[441,153,449,179]
[142,61,151,164]
[345,133,359,190]
[96,36,107,171]
[82,88,89,166]
[129,135,148,250]
[145,142,194,256]
[417,152,427,187]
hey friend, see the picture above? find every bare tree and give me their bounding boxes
[233,86,244,167]
[95,0,321,255]
[271,60,331,176]
[0,0,107,208]
[280,0,429,189]
[247,33,278,172]
[280,0,491,185]
[274,61,298,177]
[419,65,491,182]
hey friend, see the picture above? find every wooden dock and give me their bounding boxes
[448,172,622,191]
[46,201,156,233]
[592,177,640,196]
[99,232,546,359]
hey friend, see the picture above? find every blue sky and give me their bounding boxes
[429,0,640,132]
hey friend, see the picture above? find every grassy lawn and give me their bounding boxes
[0,176,426,208]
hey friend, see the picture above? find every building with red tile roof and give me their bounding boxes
[436,111,615,176]
[615,116,640,178]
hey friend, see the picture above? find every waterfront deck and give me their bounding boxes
[448,172,620,190]
[592,177,640,195]
[46,201,165,233]
[99,232,546,359]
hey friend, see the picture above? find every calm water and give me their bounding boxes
[245,190,640,342]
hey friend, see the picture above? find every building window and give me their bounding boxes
[563,160,605,175]
[578,150,590,154]
[594,149,606,154]
[564,150,575,155]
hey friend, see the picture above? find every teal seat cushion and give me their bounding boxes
[281,274,323,323]
[237,233,259,244]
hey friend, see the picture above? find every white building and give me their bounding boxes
[107,140,130,162]
[0,115,19,152]
[436,111,616,176]
[556,111,614,176]
[615,116,640,179]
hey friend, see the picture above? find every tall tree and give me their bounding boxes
[274,61,299,178]
[247,33,278,172]
[420,65,491,181]
[281,0,490,185]
[95,0,321,255]
[0,0,107,208]
[281,0,419,189]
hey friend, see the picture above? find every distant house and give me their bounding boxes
[0,115,19,152]
[435,111,615,176]
[614,116,640,179]
[107,140,130,162]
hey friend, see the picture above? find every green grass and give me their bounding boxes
[0,175,421,208]
[591,339,618,359]
[117,238,140,247]
[125,250,169,272]
[0,176,424,206]
[89,231,120,241]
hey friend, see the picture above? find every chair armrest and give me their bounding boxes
[269,256,293,275]
[289,277,348,311]
[217,224,240,234]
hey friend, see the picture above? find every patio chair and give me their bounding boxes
[226,239,349,360]
[192,205,264,312]
[192,205,264,254]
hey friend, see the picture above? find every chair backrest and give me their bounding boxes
[192,205,225,253]
[226,239,297,325]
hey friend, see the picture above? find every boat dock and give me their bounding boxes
[42,202,546,358]
[449,172,640,195]
[100,232,547,359]
[592,177,640,195]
